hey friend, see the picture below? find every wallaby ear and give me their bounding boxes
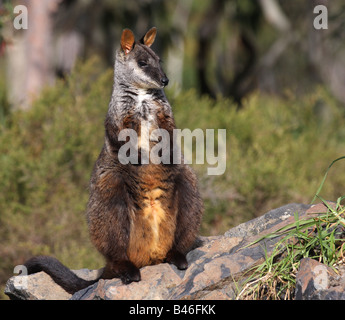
[141,27,157,47]
[121,29,135,55]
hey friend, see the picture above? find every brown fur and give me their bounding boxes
[24,27,202,292]
[86,27,203,283]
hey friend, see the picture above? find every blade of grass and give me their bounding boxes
[312,156,345,204]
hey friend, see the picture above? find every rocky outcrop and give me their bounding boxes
[5,203,345,300]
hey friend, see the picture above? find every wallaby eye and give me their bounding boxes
[138,61,148,67]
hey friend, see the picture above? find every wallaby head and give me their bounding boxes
[115,27,169,90]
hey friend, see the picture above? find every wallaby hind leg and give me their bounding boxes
[88,169,141,284]
[166,165,203,269]
[165,248,188,270]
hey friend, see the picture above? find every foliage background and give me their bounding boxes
[0,0,345,298]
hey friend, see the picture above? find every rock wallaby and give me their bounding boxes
[24,27,203,294]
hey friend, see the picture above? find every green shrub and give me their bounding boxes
[170,88,345,234]
[1,57,345,298]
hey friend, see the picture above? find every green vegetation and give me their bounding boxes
[1,57,345,298]
[237,189,345,300]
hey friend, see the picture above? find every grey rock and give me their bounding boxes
[4,268,102,300]
[5,203,316,300]
[224,203,311,238]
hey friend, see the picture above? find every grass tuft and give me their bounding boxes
[237,158,345,300]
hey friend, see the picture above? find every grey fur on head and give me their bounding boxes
[108,28,170,127]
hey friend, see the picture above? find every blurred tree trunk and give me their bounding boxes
[196,0,261,106]
[259,0,290,32]
[6,0,59,110]
[197,0,225,99]
[166,0,193,92]
[307,0,345,104]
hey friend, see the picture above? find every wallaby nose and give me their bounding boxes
[161,77,169,87]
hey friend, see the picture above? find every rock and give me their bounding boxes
[295,258,345,300]
[72,263,184,300]
[5,203,317,300]
[5,268,102,300]
[5,271,71,300]
[168,203,312,300]
[305,202,337,215]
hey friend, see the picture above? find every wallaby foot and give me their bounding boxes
[102,260,141,284]
[165,249,188,270]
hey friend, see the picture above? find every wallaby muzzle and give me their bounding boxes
[161,76,169,87]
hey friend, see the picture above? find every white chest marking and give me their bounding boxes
[137,89,152,107]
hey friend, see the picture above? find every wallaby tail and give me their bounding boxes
[24,255,99,294]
